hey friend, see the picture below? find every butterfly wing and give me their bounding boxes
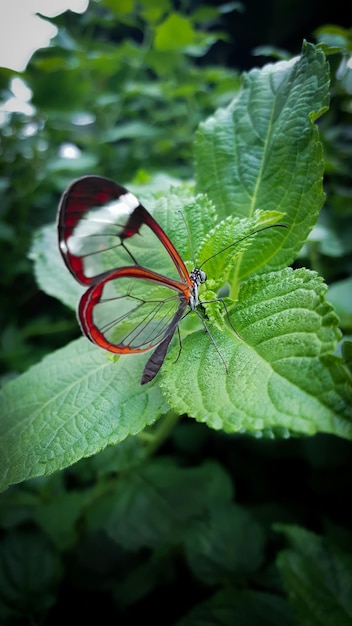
[78,266,190,353]
[78,266,190,383]
[57,175,190,285]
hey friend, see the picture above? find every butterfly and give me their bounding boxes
[58,175,285,384]
[58,175,222,384]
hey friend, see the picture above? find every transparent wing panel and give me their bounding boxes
[81,273,188,352]
[59,176,183,284]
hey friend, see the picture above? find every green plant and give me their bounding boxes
[2,40,351,492]
[1,5,352,622]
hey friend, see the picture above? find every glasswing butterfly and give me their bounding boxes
[57,175,284,384]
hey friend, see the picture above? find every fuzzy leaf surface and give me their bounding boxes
[194,41,330,276]
[161,267,352,439]
[0,339,167,492]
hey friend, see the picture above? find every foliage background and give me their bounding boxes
[0,0,352,624]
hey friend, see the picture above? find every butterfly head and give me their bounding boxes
[190,268,207,287]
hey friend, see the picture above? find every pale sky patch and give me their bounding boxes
[0,0,89,72]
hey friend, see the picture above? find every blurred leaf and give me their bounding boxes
[314,25,352,50]
[91,460,233,550]
[327,277,352,331]
[185,503,265,585]
[46,153,98,173]
[0,490,39,529]
[112,550,173,607]
[29,223,83,310]
[154,14,197,51]
[103,121,161,142]
[33,490,90,550]
[218,2,244,14]
[342,341,352,373]
[253,45,292,60]
[176,588,294,626]
[308,209,352,257]
[276,525,352,626]
[86,436,149,476]
[104,0,134,16]
[139,0,170,22]
[0,530,62,622]
[30,66,92,110]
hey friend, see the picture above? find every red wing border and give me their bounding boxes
[58,175,190,285]
[78,266,192,354]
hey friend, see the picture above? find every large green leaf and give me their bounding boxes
[194,41,330,275]
[160,267,352,439]
[0,339,168,493]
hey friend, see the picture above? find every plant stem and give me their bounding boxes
[138,410,180,456]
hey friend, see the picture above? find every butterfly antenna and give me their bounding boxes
[178,210,196,267]
[199,223,287,269]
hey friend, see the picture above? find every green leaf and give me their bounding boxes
[0,530,62,622]
[112,551,172,608]
[139,0,170,22]
[176,588,294,626]
[185,503,265,585]
[30,224,83,310]
[327,277,352,331]
[103,0,134,17]
[151,189,218,263]
[308,209,352,257]
[86,436,149,476]
[33,490,90,550]
[198,209,286,289]
[160,267,352,439]
[314,25,351,51]
[0,489,39,529]
[0,339,168,493]
[194,41,330,274]
[177,193,219,260]
[88,460,233,551]
[103,120,161,142]
[342,341,352,374]
[154,14,197,51]
[275,525,352,626]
